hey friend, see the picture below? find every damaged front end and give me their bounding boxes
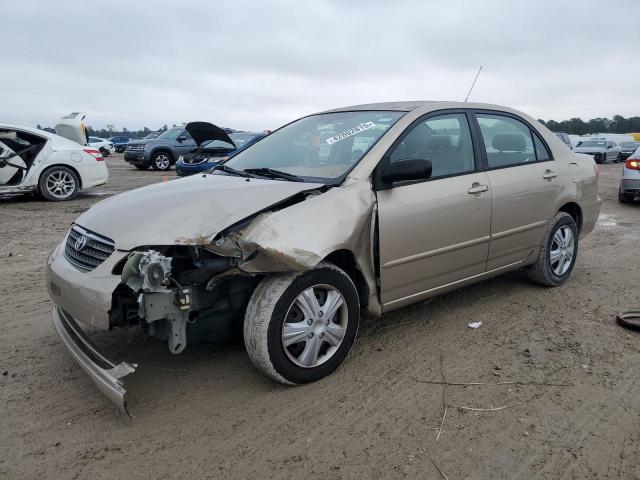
[48,173,378,414]
[111,246,259,355]
[49,238,261,416]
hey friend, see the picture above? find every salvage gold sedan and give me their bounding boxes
[46,101,601,413]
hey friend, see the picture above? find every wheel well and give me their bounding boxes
[558,202,583,232]
[39,164,82,190]
[323,250,369,308]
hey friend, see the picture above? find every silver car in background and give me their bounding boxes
[619,147,640,203]
[46,101,601,413]
[574,139,620,164]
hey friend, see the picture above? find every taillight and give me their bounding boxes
[83,148,104,161]
[626,159,640,170]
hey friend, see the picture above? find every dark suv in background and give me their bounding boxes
[124,127,199,170]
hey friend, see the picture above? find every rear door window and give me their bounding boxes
[476,114,537,168]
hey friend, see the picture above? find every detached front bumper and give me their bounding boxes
[52,306,136,415]
[175,159,217,176]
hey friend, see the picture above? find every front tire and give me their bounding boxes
[38,166,79,201]
[243,263,360,385]
[151,151,172,171]
[528,212,578,287]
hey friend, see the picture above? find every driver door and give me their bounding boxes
[175,130,197,154]
[375,112,492,308]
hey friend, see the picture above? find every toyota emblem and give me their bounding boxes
[74,235,87,251]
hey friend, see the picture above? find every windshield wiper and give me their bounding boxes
[212,164,255,178]
[243,168,303,182]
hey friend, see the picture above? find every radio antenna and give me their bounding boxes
[464,65,483,102]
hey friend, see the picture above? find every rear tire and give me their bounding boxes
[528,212,578,287]
[619,191,635,203]
[243,263,360,385]
[38,166,79,201]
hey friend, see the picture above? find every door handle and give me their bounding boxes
[543,169,558,180]
[468,183,489,194]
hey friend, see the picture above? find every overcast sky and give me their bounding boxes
[2,0,639,132]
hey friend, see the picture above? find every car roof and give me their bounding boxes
[0,122,55,137]
[321,100,526,114]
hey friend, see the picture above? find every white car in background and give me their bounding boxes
[88,137,115,157]
[0,124,108,201]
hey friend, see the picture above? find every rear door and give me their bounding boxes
[376,111,492,306]
[473,111,562,270]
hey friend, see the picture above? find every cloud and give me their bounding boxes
[1,0,638,131]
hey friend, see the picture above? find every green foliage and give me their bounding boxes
[84,126,165,139]
[538,115,640,135]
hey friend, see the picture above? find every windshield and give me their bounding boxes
[224,111,404,182]
[578,141,605,148]
[156,128,185,140]
[621,142,640,149]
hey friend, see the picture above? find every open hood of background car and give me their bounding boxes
[74,174,324,250]
[185,121,234,147]
[54,112,87,146]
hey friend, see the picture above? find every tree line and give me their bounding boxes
[38,114,640,138]
[38,124,177,139]
[538,115,640,135]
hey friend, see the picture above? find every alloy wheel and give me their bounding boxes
[45,170,76,199]
[549,225,575,276]
[155,154,170,170]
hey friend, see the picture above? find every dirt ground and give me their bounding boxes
[1,156,639,479]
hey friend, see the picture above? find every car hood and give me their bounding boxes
[74,174,324,250]
[185,122,234,147]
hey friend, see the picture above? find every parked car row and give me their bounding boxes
[88,137,115,157]
[553,131,640,165]
[121,123,265,172]
[175,129,266,176]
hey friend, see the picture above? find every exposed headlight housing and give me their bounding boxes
[121,250,172,292]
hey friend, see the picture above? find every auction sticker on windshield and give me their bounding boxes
[326,122,375,145]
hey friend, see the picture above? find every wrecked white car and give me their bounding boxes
[46,102,601,413]
[0,122,108,201]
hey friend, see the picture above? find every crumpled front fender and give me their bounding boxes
[211,180,381,314]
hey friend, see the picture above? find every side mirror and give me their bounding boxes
[376,159,432,190]
[177,136,186,142]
